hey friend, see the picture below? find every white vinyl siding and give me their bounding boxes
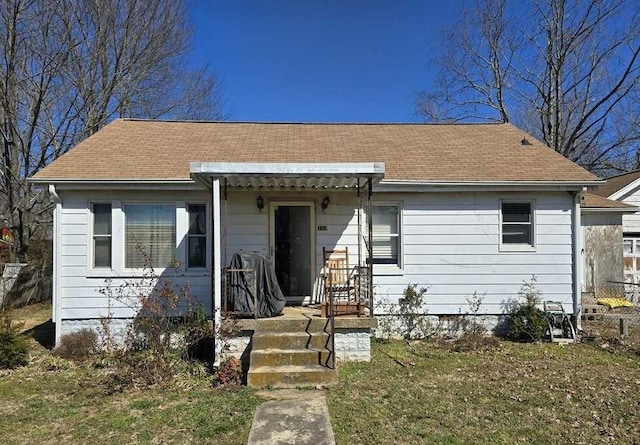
[55,189,575,331]
[371,192,573,314]
[124,204,176,268]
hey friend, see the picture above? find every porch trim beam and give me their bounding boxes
[191,162,385,177]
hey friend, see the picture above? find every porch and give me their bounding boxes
[190,162,384,386]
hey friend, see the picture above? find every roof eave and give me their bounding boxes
[581,206,639,213]
[375,180,603,192]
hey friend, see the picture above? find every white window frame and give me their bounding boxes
[499,199,536,252]
[86,200,211,277]
[371,202,403,271]
[88,202,113,271]
[122,202,177,271]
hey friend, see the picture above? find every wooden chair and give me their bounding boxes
[321,247,362,316]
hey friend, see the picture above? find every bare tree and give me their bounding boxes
[416,0,640,175]
[0,0,223,257]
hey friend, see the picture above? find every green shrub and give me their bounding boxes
[0,310,29,369]
[53,329,97,361]
[505,278,547,342]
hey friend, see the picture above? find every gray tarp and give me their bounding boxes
[227,252,286,318]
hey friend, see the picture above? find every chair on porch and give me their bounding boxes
[321,247,362,317]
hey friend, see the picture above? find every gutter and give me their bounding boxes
[375,180,604,192]
[572,189,584,330]
[581,207,639,214]
[49,185,62,345]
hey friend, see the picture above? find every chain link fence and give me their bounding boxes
[581,282,640,346]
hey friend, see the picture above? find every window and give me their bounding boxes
[125,204,175,268]
[501,202,534,246]
[372,204,400,265]
[187,204,207,268]
[623,236,640,284]
[92,203,112,268]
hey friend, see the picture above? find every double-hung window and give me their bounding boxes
[124,204,176,268]
[501,201,534,247]
[92,203,112,268]
[187,204,207,268]
[372,204,401,266]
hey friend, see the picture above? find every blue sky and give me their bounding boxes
[190,1,465,122]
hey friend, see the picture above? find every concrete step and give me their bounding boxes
[249,317,330,334]
[247,364,338,388]
[252,332,331,350]
[251,348,332,367]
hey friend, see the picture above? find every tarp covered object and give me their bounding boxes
[227,252,286,318]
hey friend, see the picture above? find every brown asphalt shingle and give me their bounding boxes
[32,119,599,183]
[591,170,640,198]
[580,193,636,209]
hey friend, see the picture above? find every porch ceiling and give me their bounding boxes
[190,162,385,188]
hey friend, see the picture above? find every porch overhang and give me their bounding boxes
[190,162,385,188]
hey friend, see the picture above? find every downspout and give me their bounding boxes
[48,185,62,345]
[572,188,584,331]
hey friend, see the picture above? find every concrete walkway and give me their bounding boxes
[247,390,336,445]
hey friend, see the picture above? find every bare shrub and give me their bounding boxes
[53,329,97,361]
[375,285,441,340]
[212,356,242,387]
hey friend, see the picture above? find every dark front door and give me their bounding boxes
[272,203,313,304]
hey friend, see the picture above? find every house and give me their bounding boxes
[580,193,637,292]
[29,119,601,385]
[587,172,640,290]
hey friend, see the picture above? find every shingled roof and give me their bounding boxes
[31,119,599,183]
[580,193,636,210]
[591,170,640,198]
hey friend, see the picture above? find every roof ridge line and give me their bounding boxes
[118,118,508,126]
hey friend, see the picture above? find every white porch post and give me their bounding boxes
[212,178,222,364]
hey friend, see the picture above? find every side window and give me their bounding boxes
[501,202,534,246]
[187,204,207,268]
[92,203,112,268]
[372,204,401,266]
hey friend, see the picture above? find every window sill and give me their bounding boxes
[87,268,210,279]
[499,244,537,253]
[373,265,404,276]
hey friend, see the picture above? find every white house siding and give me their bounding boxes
[372,191,575,315]
[55,188,575,339]
[619,188,640,232]
[57,189,213,339]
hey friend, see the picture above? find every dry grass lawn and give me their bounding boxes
[3,303,640,444]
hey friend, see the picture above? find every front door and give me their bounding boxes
[270,202,314,305]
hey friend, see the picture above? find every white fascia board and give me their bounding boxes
[28,178,202,191]
[190,162,386,177]
[374,180,604,192]
[608,178,640,200]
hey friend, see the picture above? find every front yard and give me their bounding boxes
[2,304,639,444]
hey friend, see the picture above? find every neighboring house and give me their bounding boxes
[590,171,640,286]
[30,119,601,350]
[580,193,637,298]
